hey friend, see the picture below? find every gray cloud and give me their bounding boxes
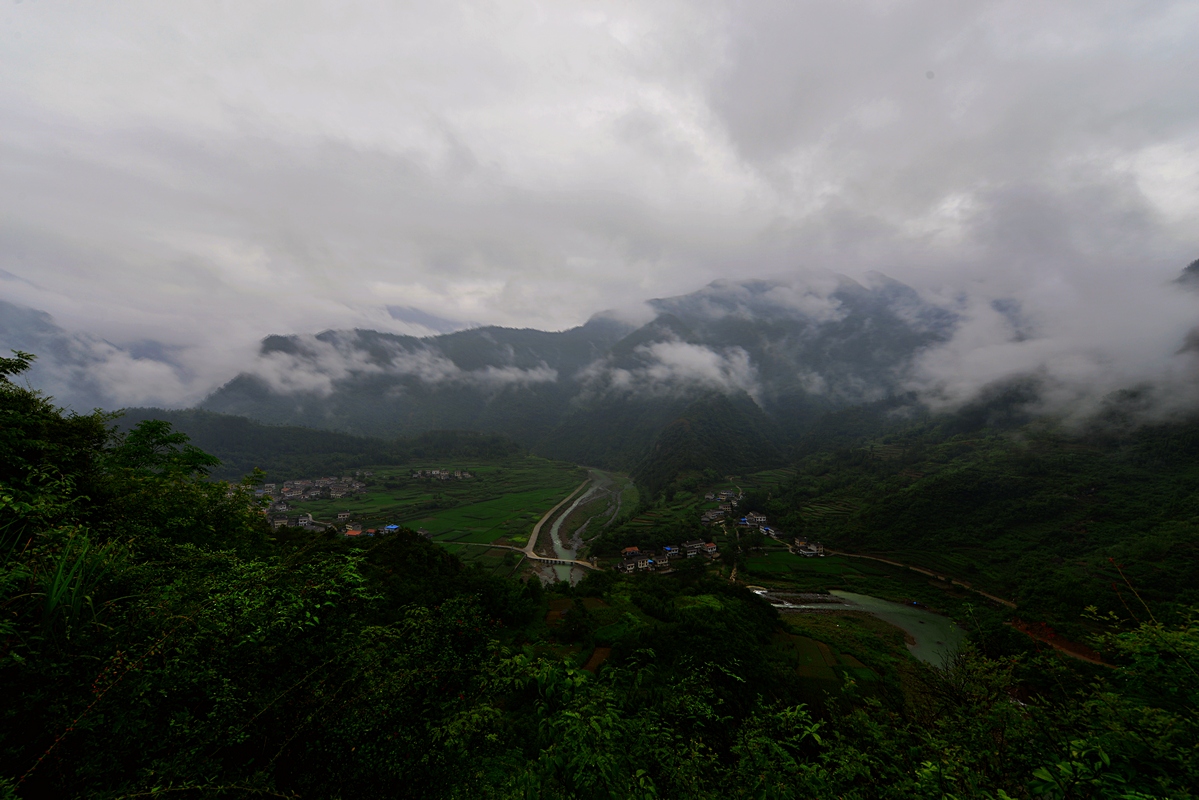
[578,338,761,401]
[650,274,849,326]
[0,299,196,409]
[249,332,557,397]
[0,1,1196,414]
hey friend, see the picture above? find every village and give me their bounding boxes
[410,468,474,480]
[611,487,824,573]
[260,468,473,536]
[258,475,366,531]
[702,488,825,556]
[260,470,824,570]
[256,474,370,503]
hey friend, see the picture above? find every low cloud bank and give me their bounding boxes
[0,300,198,410]
[248,332,557,397]
[7,259,1199,430]
[578,339,761,402]
[905,268,1199,424]
[649,276,849,327]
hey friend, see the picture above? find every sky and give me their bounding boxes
[1,0,1198,409]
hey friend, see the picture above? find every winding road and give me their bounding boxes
[451,477,600,570]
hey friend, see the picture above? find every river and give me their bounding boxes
[831,590,966,666]
[764,589,966,666]
[541,482,603,584]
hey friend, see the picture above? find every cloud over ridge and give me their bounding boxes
[0,2,1196,423]
[248,332,558,398]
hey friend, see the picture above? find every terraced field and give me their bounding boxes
[799,498,861,520]
[624,511,664,528]
[739,467,797,488]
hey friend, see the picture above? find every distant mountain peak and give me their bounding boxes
[1174,258,1199,289]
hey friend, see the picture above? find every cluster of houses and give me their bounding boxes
[267,511,326,531]
[699,491,782,539]
[616,539,718,573]
[411,468,473,480]
[738,512,782,538]
[333,512,433,540]
[256,476,367,503]
[340,522,399,538]
[792,537,825,557]
[700,489,741,526]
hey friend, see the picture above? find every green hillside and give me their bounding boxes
[753,418,1199,625]
[631,391,784,500]
[117,407,523,481]
[4,352,1198,798]
[196,276,961,474]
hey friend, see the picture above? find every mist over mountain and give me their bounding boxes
[7,261,1199,485]
[193,274,957,469]
[0,299,189,410]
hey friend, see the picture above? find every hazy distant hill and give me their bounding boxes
[630,392,784,499]
[0,299,184,412]
[199,274,957,492]
[117,407,522,482]
[201,315,632,440]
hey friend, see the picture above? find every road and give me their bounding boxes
[450,539,600,570]
[434,478,602,570]
[525,478,590,556]
[824,548,1017,608]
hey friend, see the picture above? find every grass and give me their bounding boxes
[452,545,527,579]
[287,455,585,548]
[765,629,883,704]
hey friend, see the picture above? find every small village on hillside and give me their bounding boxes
[610,486,824,573]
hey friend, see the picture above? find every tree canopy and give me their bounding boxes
[2,352,1196,798]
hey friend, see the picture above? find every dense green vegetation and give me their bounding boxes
[118,407,524,482]
[735,418,1199,630]
[630,392,783,502]
[4,352,1198,798]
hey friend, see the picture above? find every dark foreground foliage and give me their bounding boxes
[2,352,1196,798]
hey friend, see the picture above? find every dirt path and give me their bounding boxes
[825,549,1018,609]
[1006,621,1111,667]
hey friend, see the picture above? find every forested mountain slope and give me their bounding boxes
[3,350,1197,798]
[117,407,522,481]
[631,391,784,499]
[748,415,1199,624]
[199,275,957,477]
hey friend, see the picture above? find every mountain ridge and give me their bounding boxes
[200,274,960,486]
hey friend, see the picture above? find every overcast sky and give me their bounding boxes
[2,1,1198,407]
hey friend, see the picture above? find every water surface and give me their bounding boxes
[830,590,966,666]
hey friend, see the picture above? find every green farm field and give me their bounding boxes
[288,455,585,547]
